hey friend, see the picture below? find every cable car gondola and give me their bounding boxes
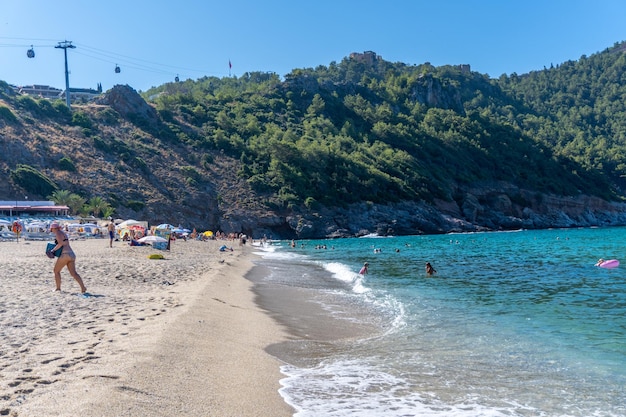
[175,74,180,82]
[27,46,35,58]
[115,64,121,73]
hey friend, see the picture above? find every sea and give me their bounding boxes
[250,227,626,417]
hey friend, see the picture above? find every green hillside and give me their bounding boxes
[144,46,623,208]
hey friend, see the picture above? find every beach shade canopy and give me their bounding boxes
[138,235,168,244]
[67,223,97,229]
[25,222,48,232]
[117,219,142,228]
[28,221,48,227]
[67,223,99,233]
[156,223,174,230]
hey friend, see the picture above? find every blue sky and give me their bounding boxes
[1,0,625,92]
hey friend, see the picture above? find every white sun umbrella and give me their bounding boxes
[117,219,142,228]
[68,223,96,229]
[25,222,47,232]
[28,221,47,227]
[138,235,167,244]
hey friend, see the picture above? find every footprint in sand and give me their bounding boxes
[36,379,56,385]
[41,356,63,365]
[14,388,34,395]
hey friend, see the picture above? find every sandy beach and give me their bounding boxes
[0,237,293,417]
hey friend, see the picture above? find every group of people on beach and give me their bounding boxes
[45,221,254,294]
[48,226,441,295]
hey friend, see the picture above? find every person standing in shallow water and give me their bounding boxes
[48,222,87,293]
[359,262,369,275]
[425,262,437,276]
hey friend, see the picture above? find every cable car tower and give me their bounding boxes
[55,40,76,109]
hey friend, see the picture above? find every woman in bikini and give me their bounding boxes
[48,222,87,293]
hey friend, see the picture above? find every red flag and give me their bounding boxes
[229,60,232,69]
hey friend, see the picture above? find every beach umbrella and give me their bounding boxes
[118,219,142,228]
[28,221,47,227]
[68,223,96,228]
[25,222,47,232]
[138,235,168,244]
[156,223,174,230]
[203,230,213,237]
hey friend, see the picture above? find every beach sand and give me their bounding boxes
[0,237,293,417]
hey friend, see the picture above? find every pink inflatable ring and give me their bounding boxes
[596,259,620,269]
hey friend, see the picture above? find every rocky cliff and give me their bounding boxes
[272,188,626,239]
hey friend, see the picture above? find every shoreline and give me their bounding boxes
[0,239,293,417]
[247,251,385,369]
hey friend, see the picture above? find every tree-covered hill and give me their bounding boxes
[2,44,626,238]
[498,42,626,192]
[145,53,617,207]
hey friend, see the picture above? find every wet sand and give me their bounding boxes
[248,261,384,369]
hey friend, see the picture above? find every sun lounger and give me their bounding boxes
[24,232,52,241]
[0,232,17,242]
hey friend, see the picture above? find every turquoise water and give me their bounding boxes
[253,227,626,417]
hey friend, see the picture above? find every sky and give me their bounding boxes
[1,0,625,93]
